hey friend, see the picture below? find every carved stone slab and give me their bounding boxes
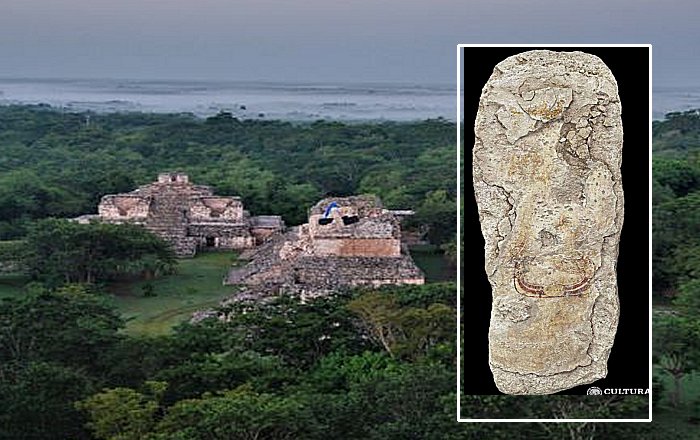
[473,50,623,394]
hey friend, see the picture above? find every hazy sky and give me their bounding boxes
[1,0,698,86]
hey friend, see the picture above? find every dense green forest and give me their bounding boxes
[653,110,700,296]
[0,105,668,439]
[0,105,456,244]
[652,109,700,435]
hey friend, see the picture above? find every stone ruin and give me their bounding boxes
[74,172,284,256]
[224,195,424,299]
[76,178,425,303]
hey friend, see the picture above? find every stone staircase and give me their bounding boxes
[145,194,196,256]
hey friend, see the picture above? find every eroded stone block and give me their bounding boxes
[473,50,623,394]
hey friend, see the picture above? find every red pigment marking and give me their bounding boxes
[513,260,591,298]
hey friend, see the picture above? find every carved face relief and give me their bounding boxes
[495,89,616,302]
[473,50,623,394]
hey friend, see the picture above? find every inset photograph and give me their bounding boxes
[458,45,651,421]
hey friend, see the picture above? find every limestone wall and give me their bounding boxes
[312,238,400,257]
[306,199,400,257]
[291,256,424,287]
[249,215,285,244]
[309,195,384,217]
[189,197,244,221]
[99,195,151,220]
[158,172,189,184]
[187,224,255,250]
[171,237,197,256]
[308,211,398,240]
[250,228,279,243]
[217,236,256,249]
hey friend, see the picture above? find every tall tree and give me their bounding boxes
[76,381,165,440]
[654,312,699,407]
[0,285,123,369]
[23,219,176,287]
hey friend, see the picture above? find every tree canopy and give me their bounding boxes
[0,105,456,243]
[22,219,176,287]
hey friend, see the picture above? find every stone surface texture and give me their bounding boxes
[473,50,623,394]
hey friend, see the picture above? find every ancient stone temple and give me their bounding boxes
[75,172,284,256]
[225,195,424,298]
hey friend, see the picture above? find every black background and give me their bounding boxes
[461,46,650,395]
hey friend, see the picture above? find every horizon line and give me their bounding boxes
[0,75,456,89]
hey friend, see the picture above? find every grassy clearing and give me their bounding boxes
[109,251,238,336]
[2,246,455,335]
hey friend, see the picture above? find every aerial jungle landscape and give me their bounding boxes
[2,0,700,435]
[0,104,470,439]
[0,98,692,438]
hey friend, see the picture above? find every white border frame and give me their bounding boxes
[456,43,653,423]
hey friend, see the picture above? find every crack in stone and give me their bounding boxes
[476,177,515,275]
[491,348,595,379]
[583,290,601,365]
